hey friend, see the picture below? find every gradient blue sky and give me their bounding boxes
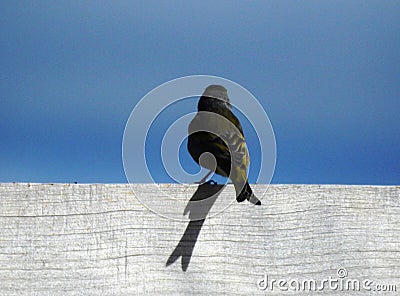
[1,1,399,184]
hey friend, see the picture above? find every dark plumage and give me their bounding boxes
[188,85,261,205]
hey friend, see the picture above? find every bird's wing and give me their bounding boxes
[220,107,245,137]
[220,109,250,167]
[188,109,250,176]
[189,130,230,159]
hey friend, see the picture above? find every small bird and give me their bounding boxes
[188,85,261,205]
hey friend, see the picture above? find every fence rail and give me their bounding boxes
[0,183,399,295]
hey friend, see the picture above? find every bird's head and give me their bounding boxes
[203,85,230,103]
[198,85,231,112]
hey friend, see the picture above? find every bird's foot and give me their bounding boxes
[205,180,217,185]
[195,179,218,185]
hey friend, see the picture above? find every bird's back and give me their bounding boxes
[188,96,250,176]
[187,85,261,205]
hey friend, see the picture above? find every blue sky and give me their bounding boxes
[1,1,399,185]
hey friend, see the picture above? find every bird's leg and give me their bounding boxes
[195,170,213,184]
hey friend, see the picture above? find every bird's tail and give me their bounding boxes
[236,182,261,205]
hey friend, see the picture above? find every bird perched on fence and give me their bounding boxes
[188,85,261,205]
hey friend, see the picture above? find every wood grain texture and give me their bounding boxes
[0,183,399,295]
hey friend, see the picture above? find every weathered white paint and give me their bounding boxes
[0,183,399,295]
